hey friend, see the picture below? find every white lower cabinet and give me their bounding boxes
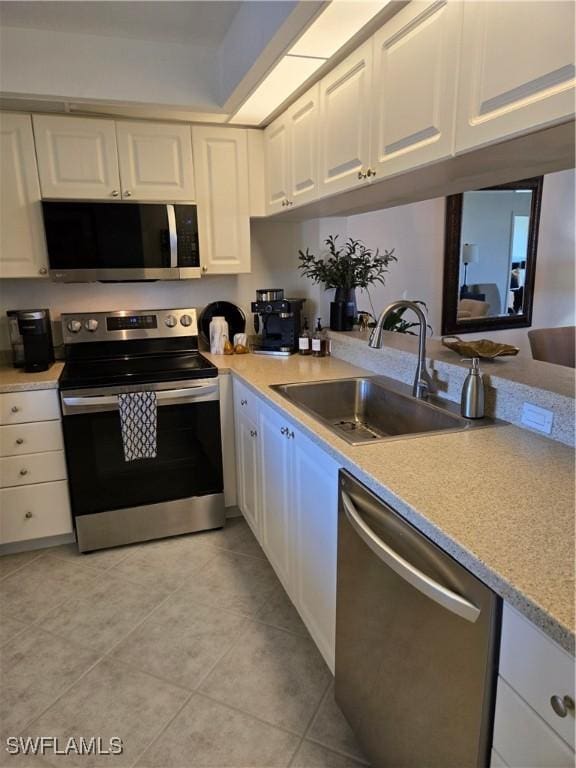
[258,404,293,588]
[233,377,339,670]
[0,481,72,544]
[291,426,338,666]
[491,603,575,767]
[0,388,72,546]
[233,380,260,535]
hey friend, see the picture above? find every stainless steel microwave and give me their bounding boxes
[42,201,201,282]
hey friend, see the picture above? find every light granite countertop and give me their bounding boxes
[205,351,575,655]
[0,362,64,393]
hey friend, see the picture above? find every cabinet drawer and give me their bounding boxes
[493,677,574,767]
[0,451,67,488]
[233,378,259,424]
[500,603,575,748]
[0,421,64,457]
[0,390,60,425]
[0,480,72,543]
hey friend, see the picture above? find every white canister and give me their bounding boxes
[209,316,229,355]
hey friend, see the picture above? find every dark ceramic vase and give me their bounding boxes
[333,287,357,330]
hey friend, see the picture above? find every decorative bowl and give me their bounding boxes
[441,335,520,359]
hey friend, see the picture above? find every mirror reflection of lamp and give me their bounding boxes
[461,243,479,298]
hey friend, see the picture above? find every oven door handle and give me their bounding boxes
[61,383,219,414]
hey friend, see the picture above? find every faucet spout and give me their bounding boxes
[368,300,435,399]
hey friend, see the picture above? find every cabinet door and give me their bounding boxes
[371,0,461,179]
[264,116,290,214]
[33,115,121,200]
[235,414,260,535]
[192,126,250,274]
[0,114,48,278]
[319,40,373,196]
[258,403,293,588]
[456,1,576,153]
[287,84,320,207]
[292,428,339,671]
[116,121,195,201]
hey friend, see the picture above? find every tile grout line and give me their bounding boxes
[0,551,44,582]
[287,676,333,767]
[195,690,306,740]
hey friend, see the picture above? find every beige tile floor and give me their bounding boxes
[0,518,370,768]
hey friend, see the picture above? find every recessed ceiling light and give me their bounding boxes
[290,0,389,59]
[230,55,325,125]
[230,0,390,126]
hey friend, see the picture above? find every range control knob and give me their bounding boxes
[84,318,99,333]
[165,315,177,328]
[67,319,82,334]
[180,314,193,327]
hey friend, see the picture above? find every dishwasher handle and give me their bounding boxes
[341,491,481,623]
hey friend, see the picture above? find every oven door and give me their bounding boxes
[61,379,223,519]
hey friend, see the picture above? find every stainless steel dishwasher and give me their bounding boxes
[336,470,500,768]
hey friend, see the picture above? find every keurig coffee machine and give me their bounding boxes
[7,309,54,372]
[251,289,304,356]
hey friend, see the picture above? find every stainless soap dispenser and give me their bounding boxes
[461,357,485,419]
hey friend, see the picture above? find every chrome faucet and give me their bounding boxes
[369,300,435,399]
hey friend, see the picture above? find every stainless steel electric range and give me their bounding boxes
[59,308,224,553]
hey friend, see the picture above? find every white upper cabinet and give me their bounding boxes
[371,0,461,179]
[319,39,373,196]
[0,114,48,278]
[192,126,251,274]
[116,121,195,201]
[264,117,290,214]
[33,115,121,200]
[287,84,320,207]
[456,1,576,153]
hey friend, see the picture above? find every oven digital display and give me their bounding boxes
[107,315,157,331]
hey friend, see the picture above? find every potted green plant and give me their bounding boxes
[298,235,396,330]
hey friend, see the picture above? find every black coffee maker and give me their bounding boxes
[251,289,305,356]
[7,309,54,372]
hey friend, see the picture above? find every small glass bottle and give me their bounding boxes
[312,318,327,357]
[298,317,311,356]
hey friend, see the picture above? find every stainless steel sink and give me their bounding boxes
[271,376,495,445]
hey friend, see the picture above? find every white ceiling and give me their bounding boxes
[0,1,247,46]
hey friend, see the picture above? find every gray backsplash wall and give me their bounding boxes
[0,218,339,350]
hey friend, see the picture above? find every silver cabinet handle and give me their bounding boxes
[366,168,377,178]
[550,695,575,718]
[16,438,24,445]
[287,430,294,439]
[11,406,19,413]
[19,468,28,476]
[250,429,257,438]
[24,511,33,519]
[123,190,132,197]
[240,399,247,406]
[38,266,48,275]
[357,169,367,180]
[341,491,481,623]
[111,190,119,197]
[202,265,208,273]
[280,426,288,435]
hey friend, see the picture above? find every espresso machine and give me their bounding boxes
[7,309,54,372]
[251,289,305,356]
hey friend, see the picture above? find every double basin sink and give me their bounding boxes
[271,375,495,446]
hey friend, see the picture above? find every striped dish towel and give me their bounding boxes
[117,391,157,462]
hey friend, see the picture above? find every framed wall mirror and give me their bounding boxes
[442,177,543,335]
